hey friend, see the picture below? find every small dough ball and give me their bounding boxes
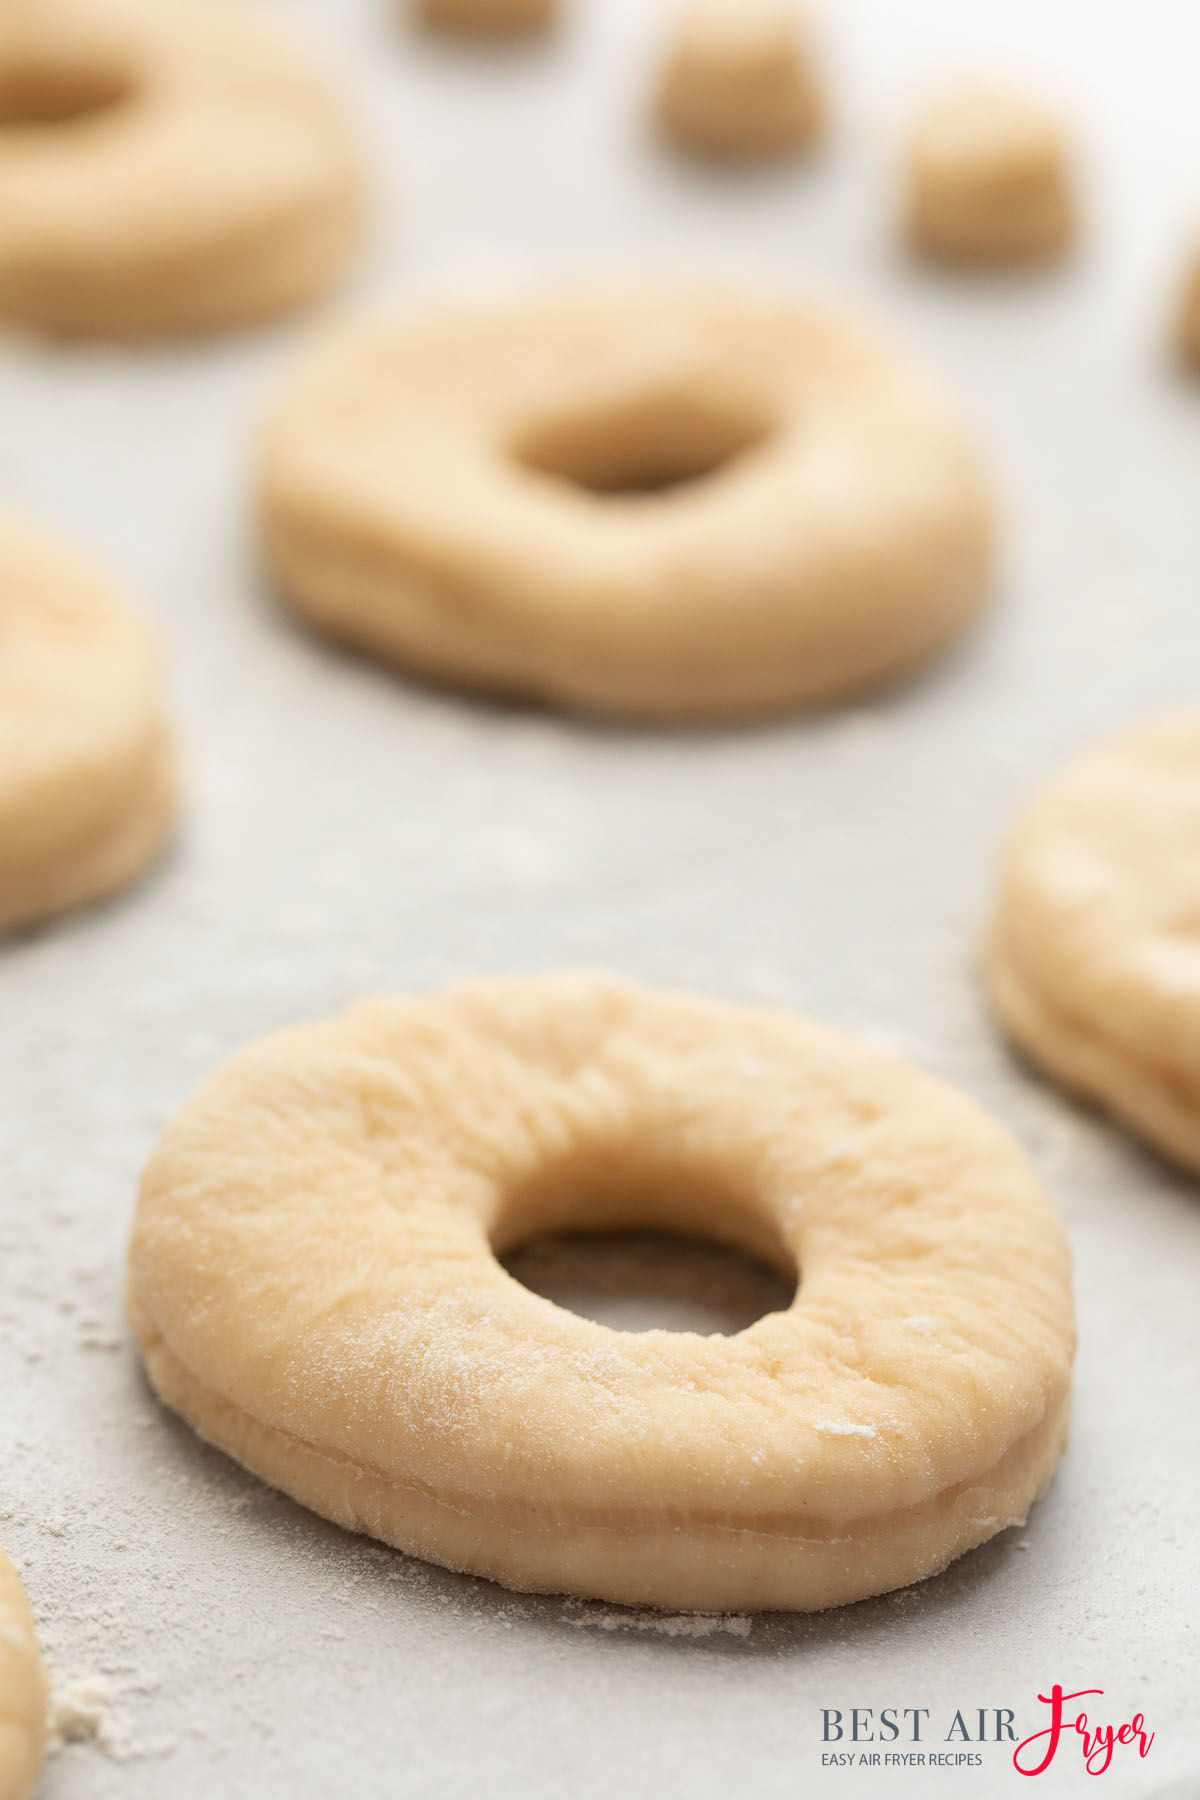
[1173,249,1200,368]
[905,83,1074,263]
[655,0,824,160]
[413,0,558,34]
[0,1548,45,1800]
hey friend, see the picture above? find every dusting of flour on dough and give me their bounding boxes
[814,1419,876,1439]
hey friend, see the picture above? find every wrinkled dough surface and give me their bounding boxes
[0,0,362,335]
[990,709,1200,1171]
[0,510,176,935]
[0,1549,45,1800]
[129,974,1074,1612]
[259,284,993,720]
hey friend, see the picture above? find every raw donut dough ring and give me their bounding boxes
[989,710,1200,1173]
[128,974,1074,1614]
[0,0,363,337]
[0,510,177,936]
[1173,248,1200,369]
[259,283,994,721]
[0,1548,45,1800]
[412,0,559,34]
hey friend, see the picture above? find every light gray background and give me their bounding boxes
[2,0,1199,1794]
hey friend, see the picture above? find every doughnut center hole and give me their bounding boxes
[502,1231,794,1335]
[0,61,134,127]
[495,1149,796,1335]
[514,388,774,498]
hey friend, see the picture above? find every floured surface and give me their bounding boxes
[0,511,176,936]
[0,0,1198,1793]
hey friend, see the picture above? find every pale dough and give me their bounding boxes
[128,973,1074,1614]
[654,0,824,160]
[0,1549,44,1800]
[990,710,1200,1173]
[1174,250,1200,368]
[904,83,1074,263]
[259,283,993,721]
[0,0,363,337]
[412,0,558,33]
[0,510,177,937]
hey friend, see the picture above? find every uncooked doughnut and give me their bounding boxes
[412,0,558,33]
[1174,249,1200,368]
[0,1549,44,1800]
[905,83,1074,263]
[0,510,177,936]
[128,973,1074,1613]
[655,0,824,160]
[259,283,993,720]
[0,0,363,337]
[990,710,1200,1173]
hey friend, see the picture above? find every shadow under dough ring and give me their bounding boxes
[0,510,177,936]
[0,1548,45,1800]
[259,284,994,720]
[128,974,1074,1613]
[989,709,1200,1173]
[0,0,362,336]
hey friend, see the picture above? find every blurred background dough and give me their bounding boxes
[0,0,364,336]
[0,510,177,937]
[0,1548,45,1800]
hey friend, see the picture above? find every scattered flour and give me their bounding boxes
[48,1671,174,1765]
[814,1419,877,1440]
[564,1605,752,1640]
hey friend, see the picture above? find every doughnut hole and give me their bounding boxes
[512,384,775,498]
[0,57,134,127]
[492,1143,798,1334]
